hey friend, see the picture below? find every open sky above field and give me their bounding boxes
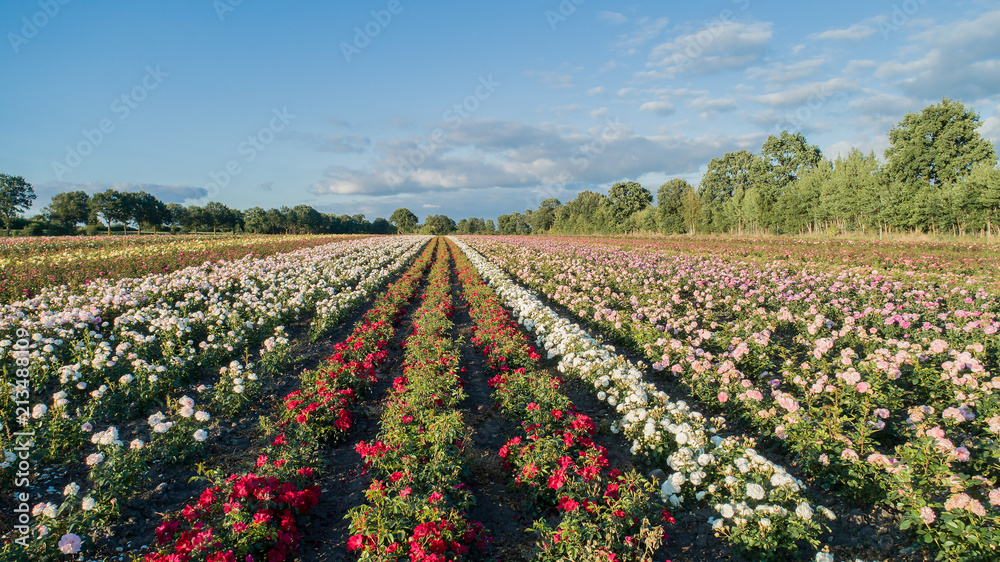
[2,0,999,222]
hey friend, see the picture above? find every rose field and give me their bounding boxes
[2,234,998,562]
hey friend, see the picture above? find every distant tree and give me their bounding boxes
[89,189,129,235]
[497,212,531,235]
[456,218,471,234]
[423,214,456,235]
[527,198,560,233]
[242,207,267,233]
[46,190,90,229]
[371,217,395,234]
[680,185,702,235]
[203,201,236,234]
[607,181,652,232]
[656,179,691,234]
[0,174,37,235]
[389,208,418,234]
[760,131,822,231]
[133,191,169,233]
[467,217,486,234]
[699,150,768,233]
[290,205,323,234]
[884,98,998,233]
[165,203,188,232]
[484,219,496,233]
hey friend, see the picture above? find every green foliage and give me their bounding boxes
[656,179,690,234]
[608,181,652,232]
[422,214,456,235]
[390,207,418,233]
[0,174,36,233]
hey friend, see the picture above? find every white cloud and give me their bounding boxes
[753,77,857,107]
[613,16,670,55]
[875,9,1000,99]
[646,21,773,76]
[311,118,756,197]
[590,107,609,119]
[587,86,606,95]
[810,22,877,41]
[598,11,628,25]
[690,96,737,118]
[639,100,675,115]
[422,203,440,208]
[747,57,826,83]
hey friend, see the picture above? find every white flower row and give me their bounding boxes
[4,236,429,428]
[452,237,837,557]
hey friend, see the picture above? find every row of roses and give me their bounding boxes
[450,238,668,561]
[142,238,439,561]
[452,237,836,561]
[348,239,490,561]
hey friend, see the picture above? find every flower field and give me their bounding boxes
[460,234,1000,561]
[0,234,369,303]
[3,233,997,561]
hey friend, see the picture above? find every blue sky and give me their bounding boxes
[2,0,999,223]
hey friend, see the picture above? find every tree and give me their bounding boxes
[243,207,267,233]
[0,174,37,235]
[89,189,129,235]
[165,203,188,232]
[423,214,456,235]
[133,191,169,233]
[760,132,822,231]
[607,181,652,232]
[680,185,702,235]
[371,217,395,234]
[389,208,418,234]
[527,198,560,233]
[484,219,496,233]
[884,98,998,232]
[497,212,530,235]
[656,179,691,234]
[46,190,90,229]
[290,205,323,234]
[203,201,236,234]
[699,150,768,233]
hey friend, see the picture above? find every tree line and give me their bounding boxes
[502,98,1000,238]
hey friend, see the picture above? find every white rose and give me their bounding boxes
[796,502,814,521]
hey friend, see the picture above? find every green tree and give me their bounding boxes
[497,212,530,235]
[761,131,822,231]
[527,198,560,233]
[680,185,702,235]
[133,191,169,233]
[290,205,323,234]
[203,201,236,234]
[423,214,456,235]
[0,174,37,235]
[607,181,652,232]
[371,217,395,234]
[484,219,496,233]
[656,179,691,234]
[165,203,188,233]
[242,207,267,233]
[884,98,998,233]
[389,208,418,233]
[89,189,129,235]
[700,150,767,233]
[46,190,90,229]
